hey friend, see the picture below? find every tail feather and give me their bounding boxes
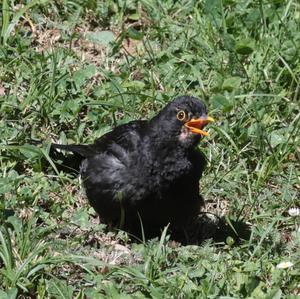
[48,143,96,174]
[51,143,96,158]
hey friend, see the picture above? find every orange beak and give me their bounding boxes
[184,116,214,136]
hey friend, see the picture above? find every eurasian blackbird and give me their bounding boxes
[51,96,214,239]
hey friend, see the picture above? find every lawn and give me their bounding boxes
[0,0,300,298]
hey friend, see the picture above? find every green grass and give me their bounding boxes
[1,0,300,297]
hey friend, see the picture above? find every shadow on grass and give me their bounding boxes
[122,213,252,246]
[165,213,252,246]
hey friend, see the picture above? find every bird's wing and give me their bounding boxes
[51,120,147,158]
[93,120,147,151]
[79,120,148,212]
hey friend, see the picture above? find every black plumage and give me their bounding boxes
[51,96,214,239]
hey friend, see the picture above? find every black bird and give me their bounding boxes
[51,96,214,239]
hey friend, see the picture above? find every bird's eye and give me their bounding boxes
[176,110,187,121]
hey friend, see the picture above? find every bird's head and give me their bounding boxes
[149,96,214,148]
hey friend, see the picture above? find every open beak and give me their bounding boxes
[184,116,214,136]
